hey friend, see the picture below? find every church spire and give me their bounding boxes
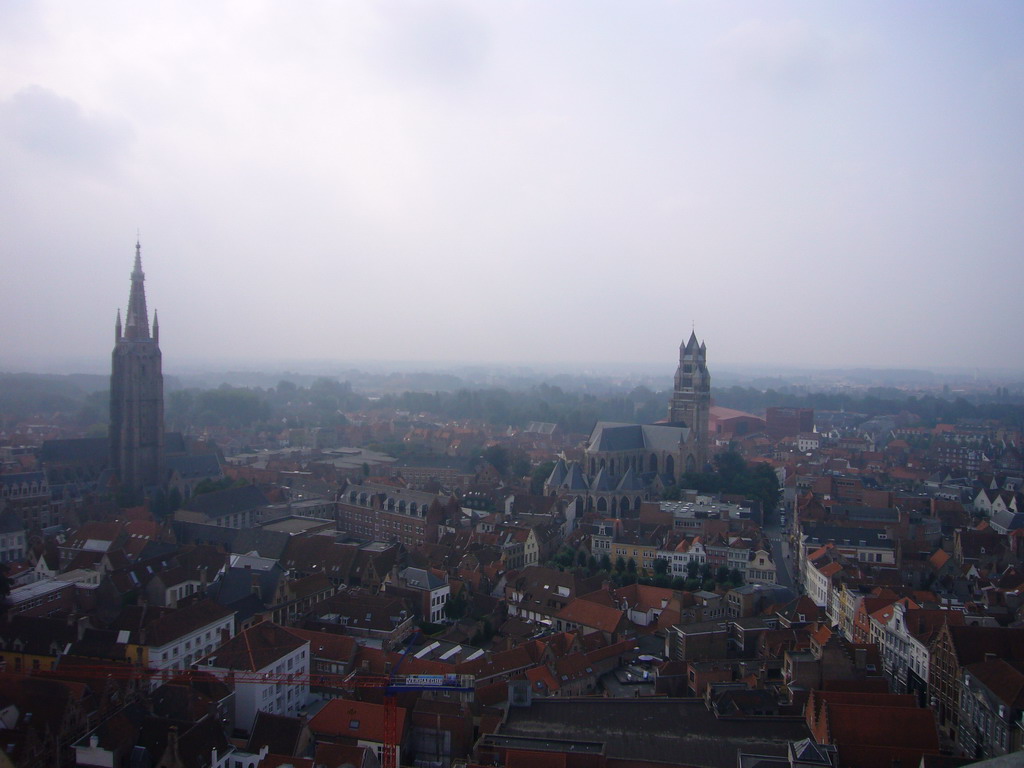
[124,239,151,340]
[115,308,122,341]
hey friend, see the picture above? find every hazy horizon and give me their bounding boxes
[2,3,1023,373]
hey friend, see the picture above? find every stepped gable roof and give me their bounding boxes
[905,608,964,645]
[546,459,568,487]
[310,698,406,744]
[615,466,646,491]
[183,484,270,518]
[246,711,307,756]
[142,598,234,648]
[560,462,589,491]
[206,621,306,672]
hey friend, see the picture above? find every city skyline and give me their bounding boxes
[2,3,1023,373]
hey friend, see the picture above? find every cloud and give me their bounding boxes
[0,85,133,175]
[709,18,835,95]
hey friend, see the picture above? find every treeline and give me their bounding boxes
[714,385,1024,427]
[4,372,1024,435]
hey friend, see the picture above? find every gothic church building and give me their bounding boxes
[110,241,165,493]
[545,331,711,516]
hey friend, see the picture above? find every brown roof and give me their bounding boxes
[824,703,938,752]
[143,599,234,648]
[206,621,307,671]
[309,698,406,744]
[556,599,626,634]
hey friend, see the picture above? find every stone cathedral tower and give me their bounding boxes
[668,330,710,473]
[110,240,164,493]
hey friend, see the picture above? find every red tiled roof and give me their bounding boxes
[556,599,625,633]
[309,698,406,744]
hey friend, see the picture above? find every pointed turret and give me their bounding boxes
[153,309,159,343]
[124,239,150,340]
[110,239,164,494]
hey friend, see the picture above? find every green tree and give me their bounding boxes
[626,557,637,574]
[685,560,700,579]
[530,461,555,495]
[482,445,509,476]
[615,556,627,572]
[444,591,468,620]
[600,553,612,572]
[653,558,669,577]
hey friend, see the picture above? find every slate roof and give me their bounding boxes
[545,459,568,487]
[173,521,291,558]
[166,453,222,480]
[40,437,109,465]
[590,468,615,492]
[588,422,689,452]
[559,462,589,491]
[182,484,270,519]
[616,467,646,492]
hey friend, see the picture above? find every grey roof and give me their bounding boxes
[590,468,615,492]
[616,467,646,492]
[172,521,291,559]
[989,507,1024,533]
[500,699,810,768]
[400,566,446,590]
[207,565,285,616]
[40,437,109,465]
[183,484,270,519]
[0,510,25,533]
[588,422,689,453]
[560,462,589,491]
[546,459,568,488]
[802,525,893,549]
[165,453,222,480]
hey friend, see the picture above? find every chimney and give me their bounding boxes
[251,573,261,596]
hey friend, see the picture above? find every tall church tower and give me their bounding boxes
[110,240,164,493]
[668,330,710,472]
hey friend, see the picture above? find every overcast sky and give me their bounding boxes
[2,2,1022,376]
